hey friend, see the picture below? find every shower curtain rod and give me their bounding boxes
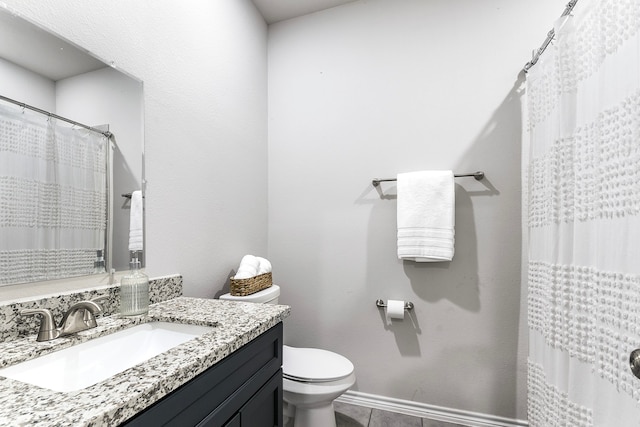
[0,93,112,138]
[523,0,579,73]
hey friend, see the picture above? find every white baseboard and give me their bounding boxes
[335,391,528,427]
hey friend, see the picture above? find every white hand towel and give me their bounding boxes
[397,171,454,262]
[128,190,144,251]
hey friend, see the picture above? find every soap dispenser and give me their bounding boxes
[120,250,149,316]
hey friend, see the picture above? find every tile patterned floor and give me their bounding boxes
[334,402,465,427]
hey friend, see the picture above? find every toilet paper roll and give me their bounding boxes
[386,300,405,320]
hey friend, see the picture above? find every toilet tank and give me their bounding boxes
[219,284,280,304]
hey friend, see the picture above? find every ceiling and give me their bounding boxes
[252,0,358,24]
[0,1,358,82]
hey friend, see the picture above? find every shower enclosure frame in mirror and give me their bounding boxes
[0,5,144,295]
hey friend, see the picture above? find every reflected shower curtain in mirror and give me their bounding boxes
[0,103,107,285]
[524,0,640,425]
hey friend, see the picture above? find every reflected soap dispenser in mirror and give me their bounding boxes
[120,250,149,316]
[94,250,106,275]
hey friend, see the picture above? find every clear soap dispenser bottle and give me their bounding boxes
[120,251,149,316]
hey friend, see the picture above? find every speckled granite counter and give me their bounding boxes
[0,297,290,426]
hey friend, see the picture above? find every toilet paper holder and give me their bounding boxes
[375,299,414,311]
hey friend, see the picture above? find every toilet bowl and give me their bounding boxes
[219,285,355,427]
[282,345,355,427]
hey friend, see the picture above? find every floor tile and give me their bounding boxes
[335,401,372,427]
[288,401,467,427]
[369,408,423,427]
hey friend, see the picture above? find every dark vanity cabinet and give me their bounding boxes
[122,323,283,427]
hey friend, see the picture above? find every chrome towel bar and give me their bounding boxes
[372,171,484,187]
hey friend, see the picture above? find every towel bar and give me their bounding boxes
[121,192,145,199]
[372,171,484,187]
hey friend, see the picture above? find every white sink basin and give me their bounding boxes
[0,321,214,392]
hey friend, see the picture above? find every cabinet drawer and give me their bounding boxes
[200,369,282,427]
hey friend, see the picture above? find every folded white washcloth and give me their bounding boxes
[256,257,272,275]
[234,270,255,280]
[128,190,143,251]
[397,171,455,262]
[234,254,259,279]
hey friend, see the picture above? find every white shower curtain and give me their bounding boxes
[525,0,640,425]
[0,103,107,285]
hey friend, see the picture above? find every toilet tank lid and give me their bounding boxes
[283,345,354,382]
[219,284,280,302]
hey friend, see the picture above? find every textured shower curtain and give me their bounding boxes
[0,103,107,284]
[525,0,640,425]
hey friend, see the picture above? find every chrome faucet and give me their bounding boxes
[20,296,108,342]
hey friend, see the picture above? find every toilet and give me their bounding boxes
[219,285,356,427]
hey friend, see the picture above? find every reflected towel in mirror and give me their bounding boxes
[128,191,143,251]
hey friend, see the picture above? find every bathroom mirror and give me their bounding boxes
[0,7,144,288]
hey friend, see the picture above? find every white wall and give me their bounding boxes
[2,0,269,297]
[56,67,144,271]
[267,0,557,419]
[0,58,55,110]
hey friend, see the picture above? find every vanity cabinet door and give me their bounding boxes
[223,414,240,427]
[238,369,282,426]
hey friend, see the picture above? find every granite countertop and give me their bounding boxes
[0,297,290,426]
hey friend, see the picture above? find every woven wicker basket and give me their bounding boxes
[230,272,272,296]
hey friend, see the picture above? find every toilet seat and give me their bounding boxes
[283,345,354,383]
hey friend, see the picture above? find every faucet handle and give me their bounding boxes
[20,309,60,342]
[84,296,109,327]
